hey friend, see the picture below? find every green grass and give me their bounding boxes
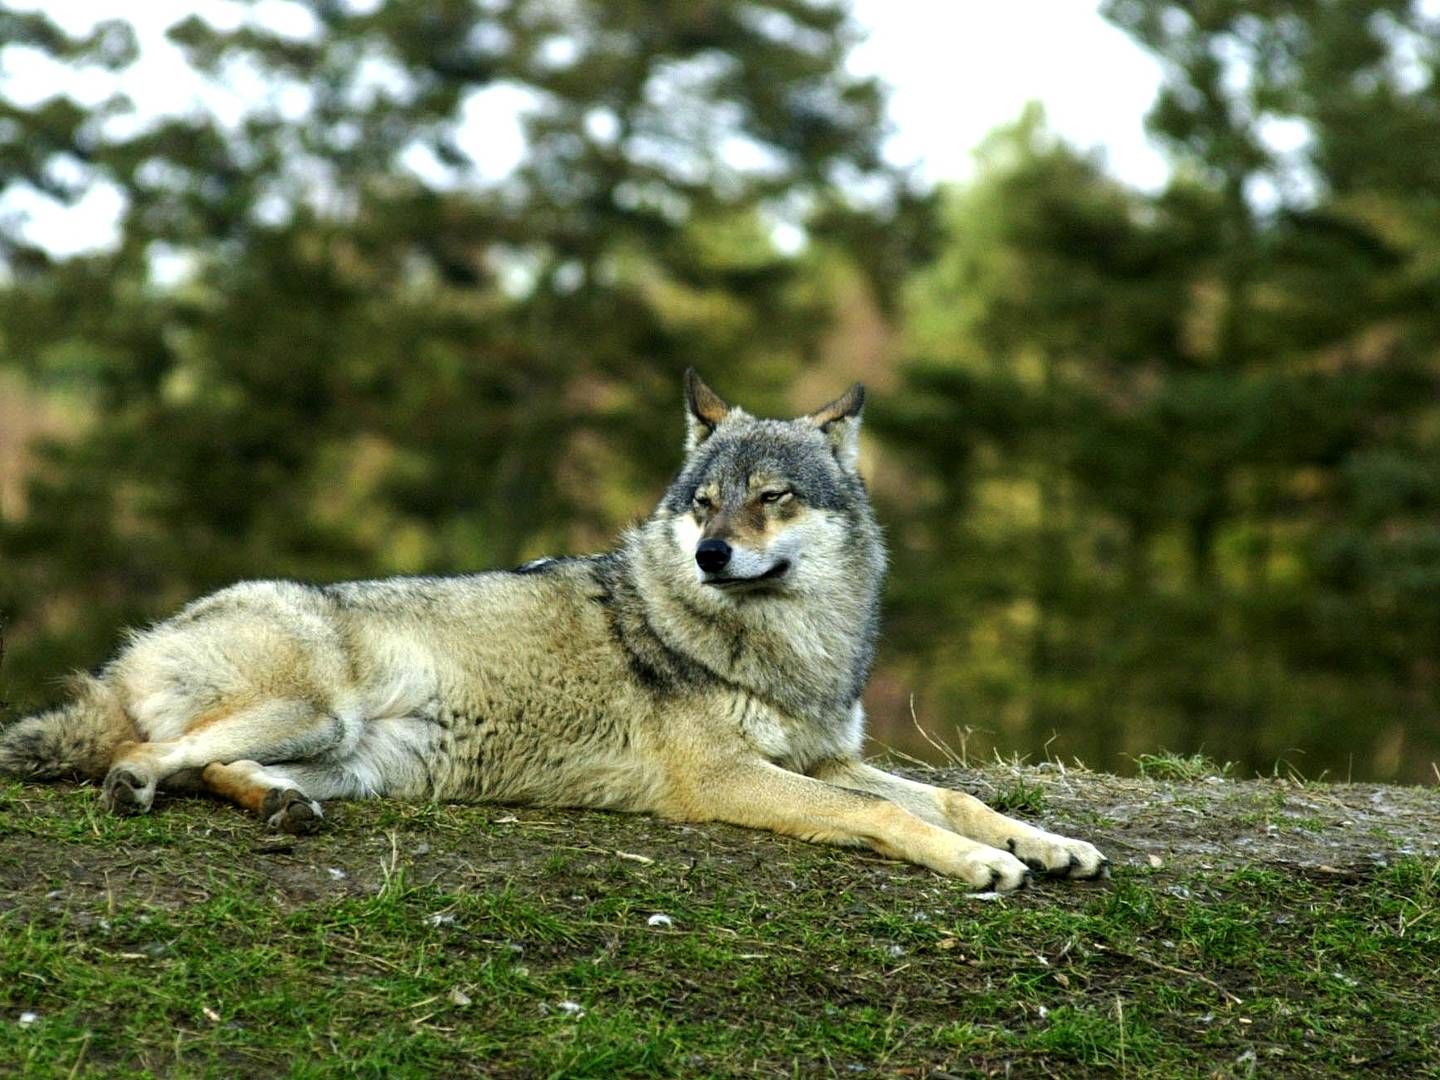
[1134,751,1236,782]
[987,776,1049,816]
[1,775,1437,1077]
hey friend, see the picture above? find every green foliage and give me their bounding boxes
[874,5,1440,781]
[3,2,1440,781]
[0,0,917,716]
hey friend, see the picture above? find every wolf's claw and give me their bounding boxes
[101,767,155,814]
[1007,831,1108,879]
[262,788,324,834]
[956,844,1030,891]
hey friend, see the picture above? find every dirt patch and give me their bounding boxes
[948,764,1439,875]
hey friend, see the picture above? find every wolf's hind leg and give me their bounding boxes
[102,699,344,816]
[200,761,325,834]
[809,759,1109,880]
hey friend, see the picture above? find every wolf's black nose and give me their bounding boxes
[696,539,732,573]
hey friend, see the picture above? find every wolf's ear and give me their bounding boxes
[804,383,865,471]
[684,368,731,451]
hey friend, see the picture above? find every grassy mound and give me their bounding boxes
[2,762,1436,1077]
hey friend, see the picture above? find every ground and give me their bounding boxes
[1,757,1437,1078]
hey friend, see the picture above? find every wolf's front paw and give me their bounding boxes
[953,844,1032,892]
[261,788,324,834]
[1007,831,1109,880]
[101,766,156,815]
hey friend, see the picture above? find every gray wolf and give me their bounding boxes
[0,371,1106,891]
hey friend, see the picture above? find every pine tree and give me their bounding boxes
[0,1,913,714]
[880,1,1440,781]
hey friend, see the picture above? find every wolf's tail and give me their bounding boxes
[0,674,136,780]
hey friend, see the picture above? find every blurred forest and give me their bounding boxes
[2,0,1439,783]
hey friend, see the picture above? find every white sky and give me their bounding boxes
[848,0,1165,189]
[2,0,1167,257]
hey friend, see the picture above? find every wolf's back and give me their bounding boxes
[0,674,136,780]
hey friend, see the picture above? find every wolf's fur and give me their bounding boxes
[1,371,1105,890]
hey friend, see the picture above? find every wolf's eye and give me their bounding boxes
[759,490,791,505]
[693,494,714,510]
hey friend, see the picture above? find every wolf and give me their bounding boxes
[0,371,1105,891]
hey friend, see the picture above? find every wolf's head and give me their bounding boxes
[652,369,882,598]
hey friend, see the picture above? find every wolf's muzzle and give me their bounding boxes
[695,539,732,573]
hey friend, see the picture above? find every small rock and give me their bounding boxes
[327,868,347,881]
[17,1012,38,1027]
[1148,854,1164,868]
[646,913,674,929]
[448,988,472,1008]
